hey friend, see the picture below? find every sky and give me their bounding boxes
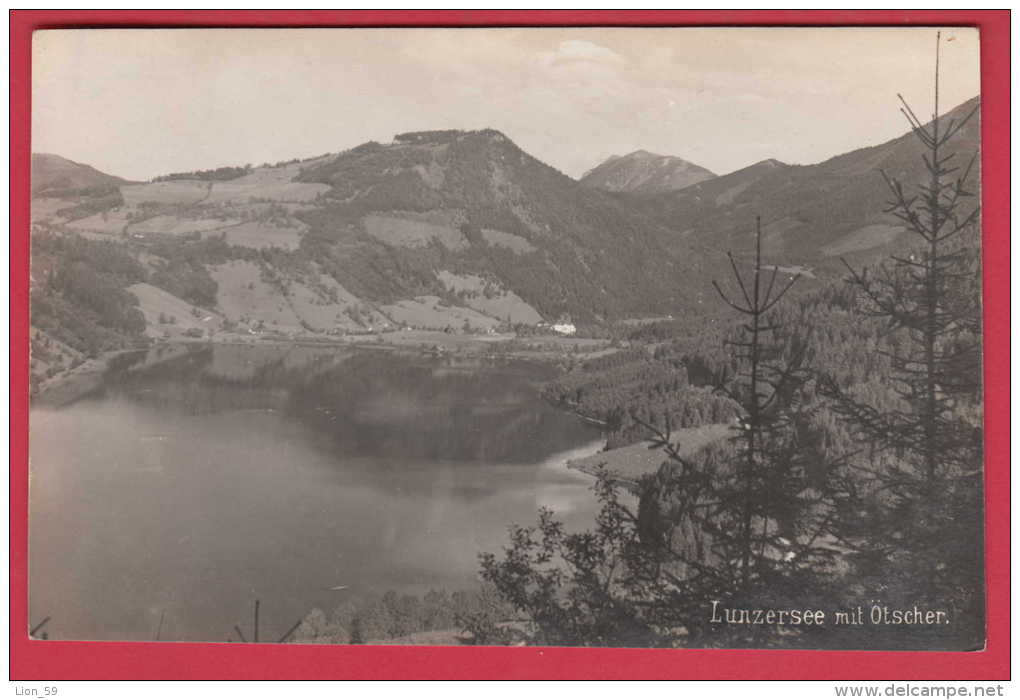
[32,27,980,182]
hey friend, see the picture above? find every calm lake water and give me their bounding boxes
[29,344,603,642]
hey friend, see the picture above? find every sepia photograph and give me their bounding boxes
[25,24,986,653]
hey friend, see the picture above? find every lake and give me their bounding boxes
[28,343,603,642]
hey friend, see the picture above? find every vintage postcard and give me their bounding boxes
[26,25,985,653]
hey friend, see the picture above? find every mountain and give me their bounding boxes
[31,153,131,195]
[635,96,981,264]
[28,96,980,359]
[580,150,716,194]
[291,129,702,321]
[30,129,714,356]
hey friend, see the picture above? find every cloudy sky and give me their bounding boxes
[32,27,980,181]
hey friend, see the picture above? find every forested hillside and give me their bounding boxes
[479,89,984,650]
[30,233,148,353]
[294,129,698,320]
[630,97,980,263]
[29,97,979,365]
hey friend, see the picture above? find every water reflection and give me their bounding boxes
[29,344,602,641]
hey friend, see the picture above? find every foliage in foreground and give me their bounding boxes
[478,42,984,650]
[290,587,516,646]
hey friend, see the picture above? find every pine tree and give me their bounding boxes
[478,218,847,648]
[710,217,808,589]
[822,33,983,649]
[633,218,843,645]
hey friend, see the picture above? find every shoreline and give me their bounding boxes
[565,448,643,492]
[564,422,734,492]
[30,331,617,409]
[30,347,147,408]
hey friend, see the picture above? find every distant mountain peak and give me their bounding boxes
[580,150,716,194]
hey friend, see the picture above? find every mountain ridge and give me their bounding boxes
[32,153,133,195]
[29,95,980,359]
[631,95,980,262]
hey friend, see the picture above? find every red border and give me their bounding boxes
[10,10,1010,680]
